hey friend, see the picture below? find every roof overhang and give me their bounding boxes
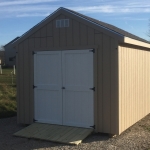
[123,37,150,48]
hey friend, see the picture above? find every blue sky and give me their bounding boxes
[0,0,150,46]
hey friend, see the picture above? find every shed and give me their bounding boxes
[4,37,20,67]
[12,7,150,135]
[0,51,5,65]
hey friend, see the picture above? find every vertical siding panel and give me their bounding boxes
[23,39,30,123]
[122,47,125,132]
[110,38,119,134]
[34,30,40,48]
[102,34,111,133]
[88,27,94,45]
[47,22,53,48]
[66,17,73,46]
[119,45,150,134]
[41,38,47,48]
[18,43,24,123]
[73,20,80,46]
[29,38,35,49]
[47,37,54,48]
[29,49,34,123]
[28,39,35,123]
[34,30,41,37]
[118,46,122,133]
[53,17,60,47]
[41,26,47,37]
[47,22,53,36]
[95,33,103,131]
[16,46,20,123]
[60,15,66,46]
[34,38,41,48]
[80,23,87,45]
[40,25,47,47]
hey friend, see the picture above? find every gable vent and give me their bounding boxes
[56,19,69,28]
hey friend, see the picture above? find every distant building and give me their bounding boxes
[4,37,20,67]
[0,51,5,65]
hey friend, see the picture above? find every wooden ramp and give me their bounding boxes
[14,123,93,145]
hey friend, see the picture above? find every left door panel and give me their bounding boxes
[34,51,62,124]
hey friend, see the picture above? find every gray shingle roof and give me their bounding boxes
[4,37,20,47]
[13,7,150,45]
[64,8,150,44]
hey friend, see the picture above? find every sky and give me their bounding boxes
[0,0,150,46]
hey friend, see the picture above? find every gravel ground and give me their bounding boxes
[0,114,150,150]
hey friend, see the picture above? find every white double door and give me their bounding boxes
[34,50,94,128]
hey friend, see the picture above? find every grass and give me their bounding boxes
[0,67,17,118]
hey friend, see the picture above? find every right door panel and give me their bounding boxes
[62,50,94,128]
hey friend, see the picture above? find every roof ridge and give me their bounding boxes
[62,7,150,44]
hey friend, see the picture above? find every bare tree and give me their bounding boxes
[0,45,4,51]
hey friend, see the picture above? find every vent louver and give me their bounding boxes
[56,19,69,28]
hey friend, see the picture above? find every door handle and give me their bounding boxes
[62,87,65,89]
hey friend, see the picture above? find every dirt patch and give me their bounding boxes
[0,114,150,150]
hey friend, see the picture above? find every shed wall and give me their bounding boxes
[5,45,16,66]
[16,13,119,134]
[118,44,150,134]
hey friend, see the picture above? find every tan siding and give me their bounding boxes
[47,37,54,48]
[34,30,41,37]
[18,43,24,123]
[95,33,103,132]
[66,17,73,46]
[40,26,47,37]
[88,27,95,45]
[53,17,60,47]
[23,39,30,123]
[118,45,150,134]
[17,12,121,134]
[47,22,53,36]
[41,37,47,47]
[110,38,119,134]
[59,15,66,46]
[29,50,34,123]
[16,46,20,123]
[102,34,111,133]
[29,38,35,48]
[80,23,87,45]
[34,38,41,48]
[72,20,80,46]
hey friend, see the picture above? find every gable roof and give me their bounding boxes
[12,7,150,46]
[4,37,20,47]
[65,8,149,44]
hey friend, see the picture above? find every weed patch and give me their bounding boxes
[0,100,17,118]
[0,67,17,118]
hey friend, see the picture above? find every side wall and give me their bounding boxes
[16,13,119,134]
[0,51,5,65]
[118,44,150,134]
[5,45,16,66]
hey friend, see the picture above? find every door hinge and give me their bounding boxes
[33,118,37,122]
[90,87,95,91]
[89,49,95,53]
[90,125,95,129]
[33,85,37,89]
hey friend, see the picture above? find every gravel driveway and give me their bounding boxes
[0,114,150,150]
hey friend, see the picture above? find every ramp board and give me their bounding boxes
[14,123,93,145]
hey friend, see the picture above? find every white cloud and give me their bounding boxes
[70,4,150,14]
[0,0,150,18]
[16,13,50,17]
[0,0,59,6]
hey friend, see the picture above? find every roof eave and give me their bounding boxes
[123,37,150,48]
